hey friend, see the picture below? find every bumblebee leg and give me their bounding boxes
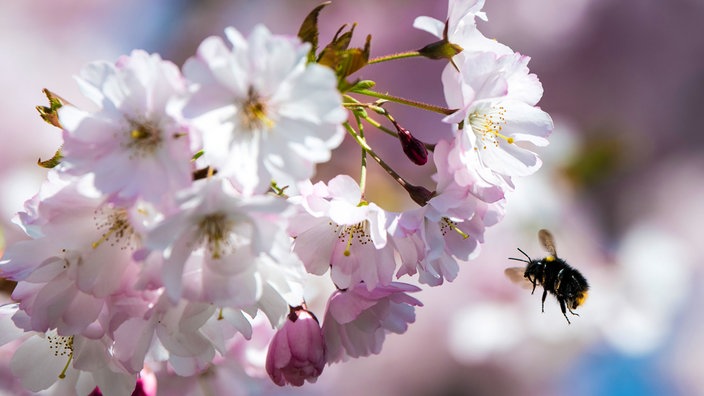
[541,289,547,313]
[527,275,537,295]
[567,307,580,317]
[558,298,571,324]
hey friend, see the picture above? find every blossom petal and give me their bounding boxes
[413,16,445,38]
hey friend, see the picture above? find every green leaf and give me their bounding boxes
[36,88,69,129]
[37,147,63,169]
[337,34,371,78]
[319,25,371,91]
[318,24,354,69]
[297,2,331,62]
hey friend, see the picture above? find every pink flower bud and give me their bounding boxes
[266,307,326,387]
[392,120,428,166]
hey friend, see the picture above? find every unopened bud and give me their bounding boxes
[392,120,428,166]
[266,306,326,387]
[418,40,463,60]
[417,21,462,61]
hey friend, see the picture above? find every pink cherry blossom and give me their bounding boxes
[0,304,137,395]
[322,282,422,363]
[433,137,506,206]
[391,190,503,286]
[0,175,145,336]
[288,175,398,291]
[387,137,503,287]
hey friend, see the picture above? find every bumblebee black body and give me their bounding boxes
[507,230,589,324]
[522,252,589,324]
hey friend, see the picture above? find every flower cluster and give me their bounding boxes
[0,0,552,394]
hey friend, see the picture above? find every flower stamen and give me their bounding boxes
[92,208,135,250]
[440,217,469,240]
[241,87,275,131]
[331,221,373,257]
[125,120,162,156]
[197,212,234,259]
[468,105,514,150]
[47,335,74,379]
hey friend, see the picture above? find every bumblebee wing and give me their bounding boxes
[538,229,558,257]
[504,267,533,290]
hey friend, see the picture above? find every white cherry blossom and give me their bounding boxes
[414,0,513,56]
[442,52,553,188]
[59,50,195,208]
[183,25,347,195]
[143,178,304,325]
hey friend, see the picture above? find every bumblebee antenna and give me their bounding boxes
[508,247,532,263]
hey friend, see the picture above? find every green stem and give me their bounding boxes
[348,109,437,151]
[362,115,397,138]
[344,122,410,191]
[368,50,422,64]
[354,114,368,194]
[353,88,455,116]
[341,99,397,138]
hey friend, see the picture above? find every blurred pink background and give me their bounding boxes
[2,1,704,395]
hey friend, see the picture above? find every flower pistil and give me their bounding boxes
[332,221,373,257]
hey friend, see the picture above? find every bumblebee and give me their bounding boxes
[505,229,589,324]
